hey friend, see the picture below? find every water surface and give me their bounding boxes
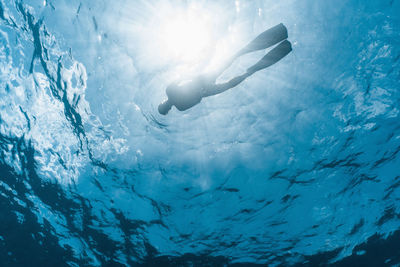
[0,0,399,266]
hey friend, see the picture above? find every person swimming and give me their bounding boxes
[158,23,292,115]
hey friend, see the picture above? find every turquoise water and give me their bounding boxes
[0,0,399,266]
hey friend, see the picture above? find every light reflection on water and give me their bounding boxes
[0,0,399,266]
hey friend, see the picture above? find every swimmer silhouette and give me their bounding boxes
[158,23,292,115]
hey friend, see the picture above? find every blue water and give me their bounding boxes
[1,0,400,266]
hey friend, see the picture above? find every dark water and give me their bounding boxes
[0,0,400,266]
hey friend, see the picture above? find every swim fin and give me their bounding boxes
[246,40,292,74]
[238,23,288,56]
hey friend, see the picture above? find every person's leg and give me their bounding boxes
[203,72,251,97]
[237,23,288,56]
[246,40,292,74]
[204,40,292,98]
[209,23,289,81]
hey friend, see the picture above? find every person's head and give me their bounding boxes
[158,99,172,115]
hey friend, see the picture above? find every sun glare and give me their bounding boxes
[127,1,246,77]
[161,10,212,63]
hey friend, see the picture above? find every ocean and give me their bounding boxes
[0,0,399,266]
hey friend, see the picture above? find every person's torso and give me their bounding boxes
[166,78,209,111]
